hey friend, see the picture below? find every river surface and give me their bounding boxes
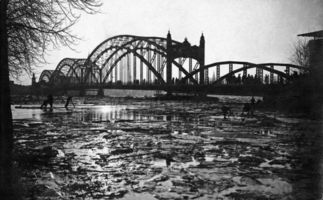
[12,96,323,199]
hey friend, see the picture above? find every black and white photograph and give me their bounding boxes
[0,0,323,199]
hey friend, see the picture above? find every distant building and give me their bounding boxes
[298,30,323,81]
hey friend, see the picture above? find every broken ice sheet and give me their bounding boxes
[12,99,321,199]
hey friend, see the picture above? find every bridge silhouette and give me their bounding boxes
[38,32,308,95]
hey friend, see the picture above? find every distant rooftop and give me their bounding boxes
[298,30,323,39]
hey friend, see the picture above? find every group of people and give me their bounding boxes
[221,96,261,119]
[40,95,75,110]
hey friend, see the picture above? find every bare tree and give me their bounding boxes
[7,0,101,78]
[0,0,101,198]
[290,38,310,68]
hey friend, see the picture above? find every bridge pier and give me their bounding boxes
[140,49,144,84]
[133,53,136,84]
[243,64,247,77]
[147,49,151,84]
[199,34,205,84]
[270,65,274,83]
[256,68,264,83]
[97,87,104,96]
[285,66,290,75]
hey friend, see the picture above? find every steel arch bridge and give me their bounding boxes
[38,33,308,91]
[39,70,54,84]
[82,33,203,86]
[39,58,86,86]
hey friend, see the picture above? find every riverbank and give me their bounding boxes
[262,77,323,119]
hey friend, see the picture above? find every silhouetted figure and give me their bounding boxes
[242,97,260,116]
[242,103,251,116]
[165,154,175,167]
[41,95,53,110]
[250,96,255,105]
[166,157,172,167]
[65,96,75,109]
[221,105,232,119]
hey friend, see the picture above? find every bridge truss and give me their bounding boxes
[38,34,308,90]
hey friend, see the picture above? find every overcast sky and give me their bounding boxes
[18,0,323,85]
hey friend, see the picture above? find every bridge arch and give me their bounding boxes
[181,61,306,84]
[101,47,166,84]
[86,35,180,64]
[83,35,199,85]
[48,58,86,86]
[39,70,54,83]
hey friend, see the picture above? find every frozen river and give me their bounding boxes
[12,96,323,199]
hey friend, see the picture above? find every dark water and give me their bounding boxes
[12,97,323,199]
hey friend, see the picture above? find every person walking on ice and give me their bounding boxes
[65,96,75,109]
[41,94,53,110]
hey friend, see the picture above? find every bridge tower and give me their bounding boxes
[166,31,205,85]
[166,31,173,85]
[199,34,205,84]
[32,73,36,86]
[298,30,323,77]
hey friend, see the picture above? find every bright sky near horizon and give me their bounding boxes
[17,0,323,85]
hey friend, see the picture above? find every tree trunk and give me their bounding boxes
[0,0,15,199]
